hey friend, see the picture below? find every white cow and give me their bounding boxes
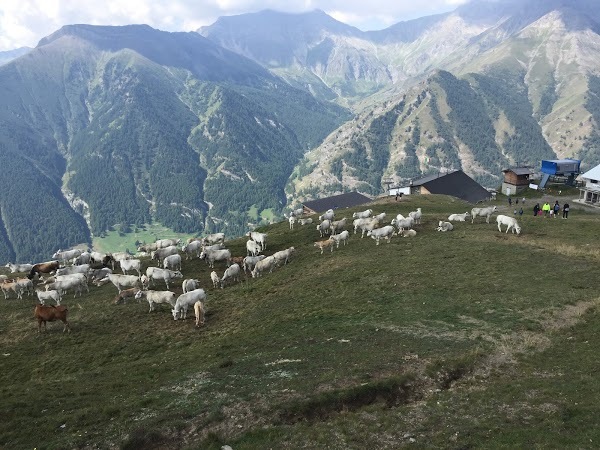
[246,231,267,251]
[181,240,203,260]
[163,254,182,271]
[329,230,349,248]
[448,212,470,222]
[5,262,34,273]
[471,206,497,223]
[182,278,201,294]
[120,259,141,277]
[391,216,414,230]
[352,209,372,219]
[316,220,331,237]
[318,209,335,222]
[372,212,386,223]
[246,240,262,257]
[367,225,396,245]
[145,267,183,290]
[436,221,454,232]
[496,215,522,234]
[298,218,313,225]
[52,249,82,264]
[399,229,417,237]
[251,256,277,278]
[172,289,207,320]
[220,264,241,288]
[134,290,177,313]
[329,218,347,235]
[194,300,206,327]
[242,255,266,273]
[201,233,225,246]
[107,273,140,293]
[272,247,295,266]
[288,216,296,229]
[36,289,62,305]
[353,218,379,238]
[408,208,422,224]
[199,249,231,268]
[210,271,220,288]
[151,246,179,266]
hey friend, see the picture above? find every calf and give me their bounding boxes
[314,239,334,254]
[34,304,70,333]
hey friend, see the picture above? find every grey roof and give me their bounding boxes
[407,171,458,187]
[581,163,600,181]
[503,167,532,176]
[302,192,372,213]
[405,170,490,203]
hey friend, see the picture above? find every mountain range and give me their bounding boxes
[1,0,599,262]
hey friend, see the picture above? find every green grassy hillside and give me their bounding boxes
[1,195,599,449]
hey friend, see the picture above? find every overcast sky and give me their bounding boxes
[0,0,470,51]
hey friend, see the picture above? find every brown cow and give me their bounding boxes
[113,288,139,305]
[28,260,60,280]
[34,304,70,333]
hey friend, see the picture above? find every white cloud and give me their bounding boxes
[0,0,472,50]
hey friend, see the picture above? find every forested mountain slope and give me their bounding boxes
[0,25,348,262]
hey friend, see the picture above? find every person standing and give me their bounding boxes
[518,207,523,216]
[553,201,560,218]
[542,202,551,217]
[533,203,540,217]
[508,196,512,206]
[563,202,570,219]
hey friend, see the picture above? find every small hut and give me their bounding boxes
[502,167,532,195]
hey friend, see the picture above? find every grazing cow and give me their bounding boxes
[5,262,34,274]
[496,215,522,235]
[172,289,207,320]
[194,301,206,328]
[220,264,241,288]
[251,256,277,278]
[28,260,60,280]
[113,288,139,305]
[471,206,497,224]
[34,304,70,333]
[155,238,181,249]
[56,264,90,277]
[314,239,335,254]
[1,280,22,299]
[134,290,177,313]
[272,247,295,266]
[137,242,159,253]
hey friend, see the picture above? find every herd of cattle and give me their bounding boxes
[2,201,522,333]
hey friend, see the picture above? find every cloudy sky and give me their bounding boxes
[0,0,470,51]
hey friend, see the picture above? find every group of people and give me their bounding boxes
[533,200,570,218]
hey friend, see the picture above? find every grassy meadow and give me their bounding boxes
[1,194,599,449]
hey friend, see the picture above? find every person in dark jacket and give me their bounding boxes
[533,203,540,217]
[553,201,560,218]
[563,202,570,219]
